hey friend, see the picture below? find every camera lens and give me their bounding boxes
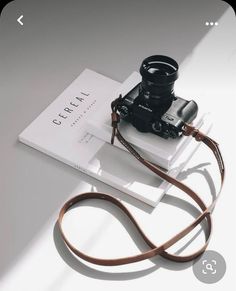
[139,55,179,109]
[140,55,178,85]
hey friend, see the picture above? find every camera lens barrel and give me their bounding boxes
[140,55,179,85]
[139,55,179,104]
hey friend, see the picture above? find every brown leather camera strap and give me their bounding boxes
[57,97,225,266]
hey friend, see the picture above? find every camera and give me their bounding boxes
[116,55,198,139]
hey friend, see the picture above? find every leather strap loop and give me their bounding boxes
[57,98,224,266]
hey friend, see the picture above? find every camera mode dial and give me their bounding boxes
[152,121,162,133]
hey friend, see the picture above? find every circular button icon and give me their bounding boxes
[192,250,226,284]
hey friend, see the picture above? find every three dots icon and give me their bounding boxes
[205,21,218,26]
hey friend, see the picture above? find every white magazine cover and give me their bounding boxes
[19,69,212,206]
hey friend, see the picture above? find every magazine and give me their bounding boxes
[19,69,212,206]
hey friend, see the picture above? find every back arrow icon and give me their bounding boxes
[17,15,23,25]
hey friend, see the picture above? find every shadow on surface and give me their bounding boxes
[53,165,216,280]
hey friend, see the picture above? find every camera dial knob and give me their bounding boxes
[144,91,150,100]
[152,121,162,133]
[169,130,178,138]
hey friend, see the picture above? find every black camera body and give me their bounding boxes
[116,55,198,139]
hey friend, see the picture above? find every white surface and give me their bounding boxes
[86,113,211,206]
[0,2,235,291]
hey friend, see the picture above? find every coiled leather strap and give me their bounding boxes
[57,96,225,266]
